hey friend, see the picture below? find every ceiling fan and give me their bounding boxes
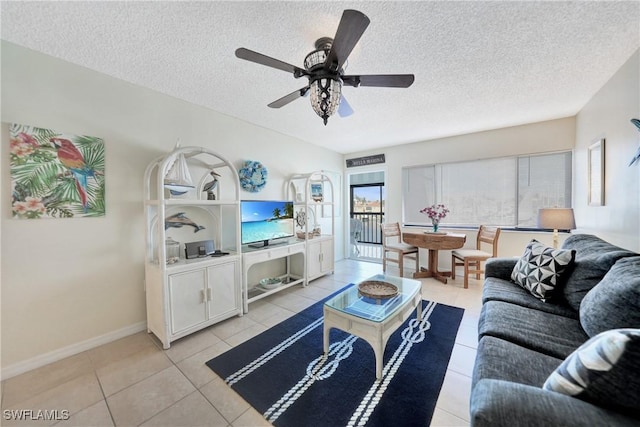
[235,9,415,125]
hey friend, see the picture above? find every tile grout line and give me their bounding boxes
[94,370,119,427]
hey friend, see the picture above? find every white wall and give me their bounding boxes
[0,42,343,375]
[344,117,577,258]
[574,50,640,252]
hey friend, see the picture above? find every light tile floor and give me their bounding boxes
[1,259,482,427]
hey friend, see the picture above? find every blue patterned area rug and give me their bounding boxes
[206,286,464,427]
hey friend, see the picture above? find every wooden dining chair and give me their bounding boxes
[381,222,419,278]
[451,225,501,288]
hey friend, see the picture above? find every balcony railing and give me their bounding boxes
[351,212,384,244]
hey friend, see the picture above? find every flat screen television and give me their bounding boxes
[241,200,295,248]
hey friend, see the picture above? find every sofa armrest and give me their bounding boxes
[471,379,639,427]
[484,258,517,280]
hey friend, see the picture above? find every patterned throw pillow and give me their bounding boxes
[511,239,575,301]
[543,329,640,414]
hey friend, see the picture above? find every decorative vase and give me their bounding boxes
[432,220,439,233]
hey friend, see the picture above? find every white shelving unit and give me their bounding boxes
[143,146,242,349]
[287,171,335,282]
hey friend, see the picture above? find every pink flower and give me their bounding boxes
[10,136,36,157]
[13,197,46,218]
[13,202,28,214]
[24,197,44,211]
[420,204,449,221]
[17,132,38,147]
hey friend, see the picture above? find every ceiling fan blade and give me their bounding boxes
[338,95,354,117]
[342,74,415,88]
[235,48,306,77]
[268,86,310,108]
[325,10,370,71]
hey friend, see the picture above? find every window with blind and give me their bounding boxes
[402,151,572,227]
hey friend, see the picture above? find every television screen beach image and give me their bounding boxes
[241,200,294,246]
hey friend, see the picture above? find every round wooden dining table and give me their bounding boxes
[402,232,466,283]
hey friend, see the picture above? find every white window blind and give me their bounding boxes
[517,152,572,226]
[440,158,517,226]
[402,165,435,224]
[402,151,572,227]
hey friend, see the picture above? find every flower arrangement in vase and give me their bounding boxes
[419,204,449,232]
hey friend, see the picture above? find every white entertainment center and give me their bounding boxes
[144,153,337,346]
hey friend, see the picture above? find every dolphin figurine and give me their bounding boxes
[165,212,205,232]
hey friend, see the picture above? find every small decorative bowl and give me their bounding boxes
[259,277,282,289]
[358,280,399,299]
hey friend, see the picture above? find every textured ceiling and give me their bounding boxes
[2,1,639,154]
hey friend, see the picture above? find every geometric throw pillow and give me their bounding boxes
[543,329,640,414]
[511,239,576,301]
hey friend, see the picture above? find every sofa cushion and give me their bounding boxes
[561,234,638,311]
[478,300,588,359]
[471,379,640,427]
[483,277,578,319]
[543,329,640,416]
[511,239,575,301]
[484,257,518,280]
[580,256,640,337]
[473,336,563,387]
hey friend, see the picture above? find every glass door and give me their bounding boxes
[350,183,384,261]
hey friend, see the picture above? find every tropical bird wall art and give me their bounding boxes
[9,123,105,219]
[50,137,96,212]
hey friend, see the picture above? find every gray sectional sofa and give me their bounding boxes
[470,234,640,427]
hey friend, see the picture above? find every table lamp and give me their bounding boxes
[537,208,576,249]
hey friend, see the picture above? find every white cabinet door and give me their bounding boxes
[307,240,322,279]
[207,261,238,318]
[320,238,334,274]
[307,237,333,280]
[168,269,207,334]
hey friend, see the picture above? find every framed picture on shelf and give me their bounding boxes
[588,138,604,206]
[311,183,323,202]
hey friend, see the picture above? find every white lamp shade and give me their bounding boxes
[537,208,576,230]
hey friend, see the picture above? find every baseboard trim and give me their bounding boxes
[1,321,147,380]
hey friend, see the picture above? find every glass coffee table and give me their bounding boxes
[323,274,423,379]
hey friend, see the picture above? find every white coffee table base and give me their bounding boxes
[323,290,422,380]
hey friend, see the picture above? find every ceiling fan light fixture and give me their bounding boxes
[235,10,413,125]
[310,77,342,125]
